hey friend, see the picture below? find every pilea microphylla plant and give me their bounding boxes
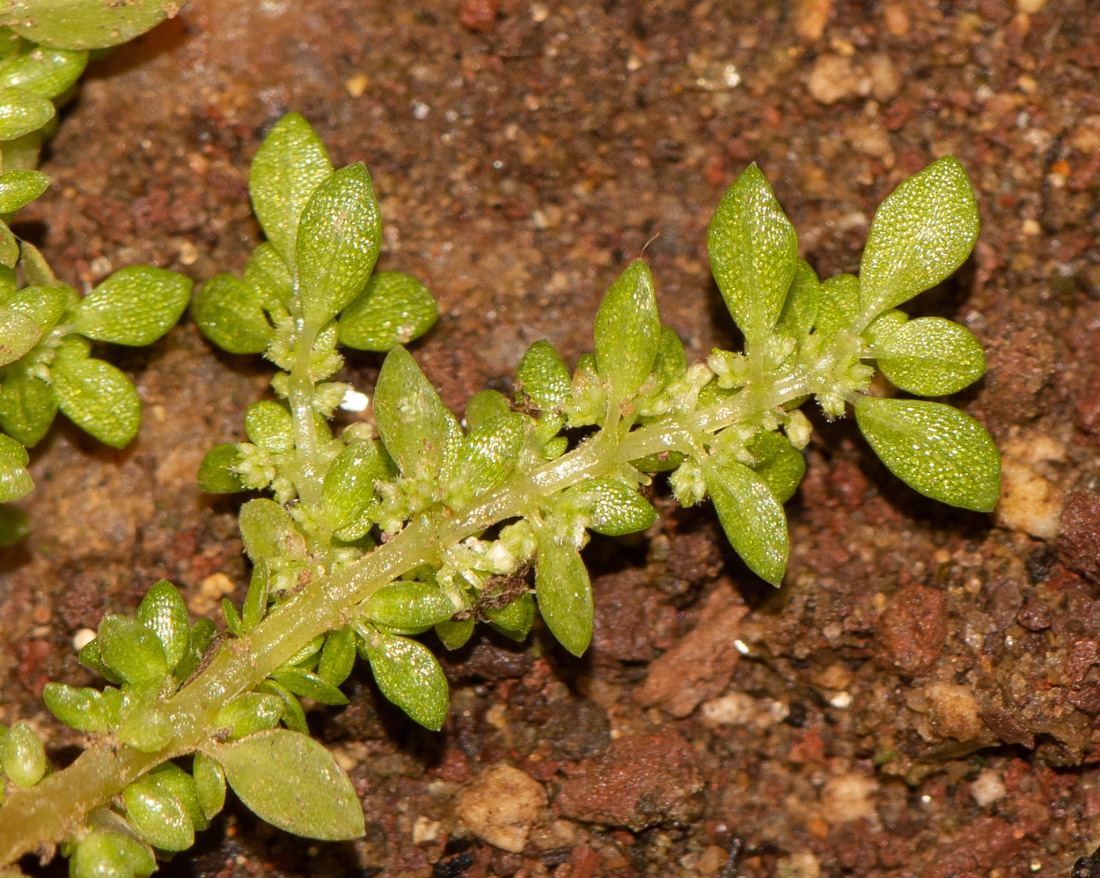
[0,109,1001,876]
[0,0,190,546]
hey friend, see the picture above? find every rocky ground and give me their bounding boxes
[3,0,1100,875]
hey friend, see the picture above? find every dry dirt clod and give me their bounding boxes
[454,763,549,853]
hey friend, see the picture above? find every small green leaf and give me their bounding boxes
[96,615,167,686]
[70,831,155,878]
[363,580,456,634]
[3,284,67,331]
[241,564,269,632]
[562,478,657,536]
[0,447,32,502]
[243,242,293,310]
[0,168,48,212]
[256,678,309,734]
[197,443,247,494]
[434,617,474,651]
[318,627,357,688]
[0,432,28,465]
[244,400,294,453]
[296,162,381,327]
[52,357,139,448]
[115,701,171,753]
[517,340,571,412]
[374,346,461,484]
[122,774,194,852]
[746,431,806,504]
[322,439,389,538]
[777,259,821,339]
[191,273,272,355]
[249,113,333,267]
[652,326,687,386]
[593,259,660,404]
[73,266,190,346]
[213,728,364,840]
[239,498,307,564]
[363,629,449,730]
[42,682,113,732]
[872,316,985,396]
[0,44,87,99]
[1,1,180,50]
[0,722,45,787]
[136,580,189,672]
[813,273,860,340]
[535,526,592,657]
[0,304,40,366]
[0,86,54,141]
[854,396,1001,512]
[149,762,209,832]
[0,220,17,267]
[269,666,348,706]
[707,163,798,343]
[17,240,54,287]
[0,367,56,446]
[0,504,29,545]
[484,592,535,641]
[704,457,789,586]
[213,692,284,740]
[221,598,242,637]
[445,411,528,502]
[464,389,511,431]
[192,753,227,822]
[858,156,979,321]
[77,637,123,686]
[338,271,438,351]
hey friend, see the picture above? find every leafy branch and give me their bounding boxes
[0,113,999,876]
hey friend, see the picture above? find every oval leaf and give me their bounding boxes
[517,340,571,412]
[363,630,449,730]
[0,168,49,212]
[593,259,660,403]
[1,0,179,50]
[137,579,190,672]
[707,163,798,343]
[704,457,789,586]
[192,273,272,355]
[0,304,40,366]
[74,266,191,346]
[122,775,194,852]
[337,271,438,351]
[858,156,979,321]
[872,316,985,396]
[747,431,806,504]
[0,85,54,140]
[535,526,592,657]
[854,396,1001,512]
[363,580,456,634]
[0,366,56,446]
[0,45,87,99]
[52,357,139,448]
[96,615,167,686]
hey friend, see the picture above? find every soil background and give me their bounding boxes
[3,1,1100,876]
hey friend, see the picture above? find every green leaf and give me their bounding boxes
[464,389,511,431]
[149,762,208,832]
[70,831,155,878]
[363,580,456,634]
[0,220,16,266]
[373,346,461,484]
[239,498,307,564]
[221,598,242,637]
[77,637,123,686]
[484,592,535,641]
[363,629,449,730]
[0,433,28,466]
[241,564,269,632]
[0,304,40,366]
[213,728,364,840]
[122,774,194,852]
[256,678,309,734]
[213,692,284,740]
[197,442,247,494]
[813,273,860,340]
[562,478,657,536]
[652,326,687,386]
[517,340,571,412]
[96,615,167,686]
[707,163,798,343]
[338,271,438,351]
[249,113,334,268]
[0,367,56,446]
[704,457,789,586]
[872,316,985,396]
[0,168,48,212]
[191,273,272,355]
[269,666,348,706]
[0,722,45,787]
[593,259,660,404]
[0,446,32,502]
[115,701,171,753]
[858,156,979,321]
[4,284,68,332]
[317,627,357,688]
[52,357,140,448]
[192,753,227,822]
[777,259,820,339]
[42,682,113,732]
[0,1,180,50]
[853,396,1001,512]
[74,266,191,346]
[244,400,293,452]
[434,617,474,651]
[296,163,382,327]
[535,526,592,657]
[243,242,293,310]
[17,240,55,287]
[0,504,29,545]
[137,579,190,672]
[0,45,87,99]
[322,439,389,538]
[0,86,54,140]
[445,411,528,502]
[746,431,806,504]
